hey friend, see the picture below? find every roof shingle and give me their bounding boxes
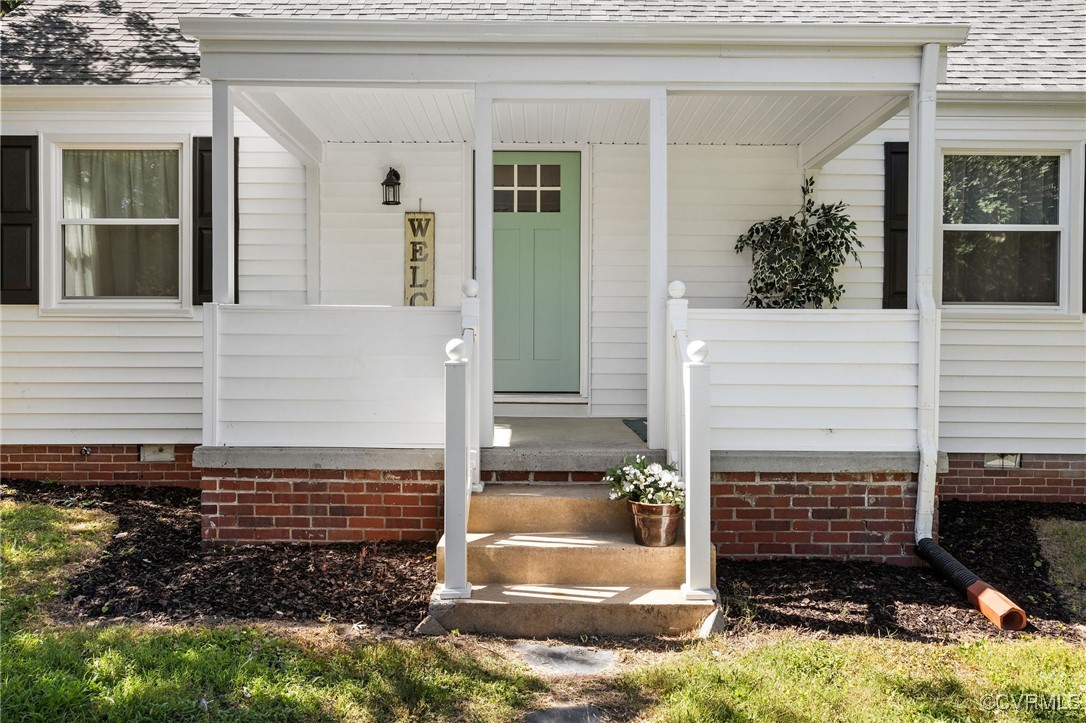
[1,0,1083,91]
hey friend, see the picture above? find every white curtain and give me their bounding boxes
[62,150,180,298]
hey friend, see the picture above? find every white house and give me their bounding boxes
[1,0,1083,635]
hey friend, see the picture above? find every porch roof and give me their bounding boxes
[190,18,963,168]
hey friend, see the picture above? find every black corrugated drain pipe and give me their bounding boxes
[916,537,1027,631]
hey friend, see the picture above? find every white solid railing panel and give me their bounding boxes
[687,308,922,452]
[211,304,460,448]
[666,282,715,601]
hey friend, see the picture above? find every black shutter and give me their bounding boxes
[883,142,909,309]
[193,136,239,304]
[1,136,39,304]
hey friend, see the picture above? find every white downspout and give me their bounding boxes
[914,42,941,542]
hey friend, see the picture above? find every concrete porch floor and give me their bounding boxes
[481,417,665,472]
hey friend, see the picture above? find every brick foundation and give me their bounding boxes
[937,453,1085,503]
[200,469,443,546]
[712,472,921,565]
[0,444,201,488]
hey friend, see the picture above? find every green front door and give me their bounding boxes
[493,152,581,393]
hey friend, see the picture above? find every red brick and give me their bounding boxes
[382,470,419,481]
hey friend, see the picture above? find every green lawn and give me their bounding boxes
[1035,519,1086,623]
[622,633,1086,722]
[0,498,115,630]
[0,498,542,722]
[3,495,1085,722]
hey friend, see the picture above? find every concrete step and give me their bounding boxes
[438,531,700,586]
[424,584,718,637]
[468,484,632,534]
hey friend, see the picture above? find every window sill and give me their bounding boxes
[38,303,196,319]
[940,306,1082,323]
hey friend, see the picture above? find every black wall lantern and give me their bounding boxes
[381,167,401,206]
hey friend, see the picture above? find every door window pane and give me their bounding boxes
[540,164,561,187]
[517,164,537,187]
[494,164,514,187]
[517,190,537,213]
[540,190,561,212]
[494,189,514,212]
[494,162,563,213]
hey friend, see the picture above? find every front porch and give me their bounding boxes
[185,17,966,635]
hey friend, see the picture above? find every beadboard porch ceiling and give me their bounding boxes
[237,87,905,154]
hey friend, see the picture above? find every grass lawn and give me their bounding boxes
[1035,519,1086,623]
[3,494,1086,722]
[622,633,1086,722]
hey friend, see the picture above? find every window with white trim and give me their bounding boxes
[941,153,1063,305]
[61,148,181,299]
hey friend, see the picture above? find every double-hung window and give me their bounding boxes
[941,153,1065,306]
[60,147,181,300]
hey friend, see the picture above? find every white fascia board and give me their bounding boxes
[198,52,927,88]
[179,18,970,48]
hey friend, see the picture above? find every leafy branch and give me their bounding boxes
[735,177,861,309]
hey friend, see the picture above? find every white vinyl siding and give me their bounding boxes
[815,116,909,308]
[669,145,806,308]
[0,98,308,444]
[210,305,459,447]
[0,305,203,444]
[590,145,648,417]
[236,120,308,305]
[320,143,467,307]
[940,320,1086,454]
[689,309,920,452]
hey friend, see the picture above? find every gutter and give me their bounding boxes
[912,43,1026,631]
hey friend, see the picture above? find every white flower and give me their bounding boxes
[647,463,663,476]
[608,491,619,500]
[675,478,685,490]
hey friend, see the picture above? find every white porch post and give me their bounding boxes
[912,43,942,541]
[474,90,495,447]
[647,91,668,449]
[211,80,236,304]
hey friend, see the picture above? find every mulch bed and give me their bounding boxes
[0,478,435,632]
[716,499,1086,642]
[4,477,1084,640]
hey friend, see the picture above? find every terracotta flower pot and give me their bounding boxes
[628,500,682,547]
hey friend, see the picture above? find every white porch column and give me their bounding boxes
[211,80,236,304]
[474,90,495,447]
[912,43,941,540]
[647,91,668,449]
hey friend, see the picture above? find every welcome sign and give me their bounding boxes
[404,212,435,306]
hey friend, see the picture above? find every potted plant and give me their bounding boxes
[734,176,861,308]
[604,455,685,547]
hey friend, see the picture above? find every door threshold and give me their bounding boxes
[494,394,588,405]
